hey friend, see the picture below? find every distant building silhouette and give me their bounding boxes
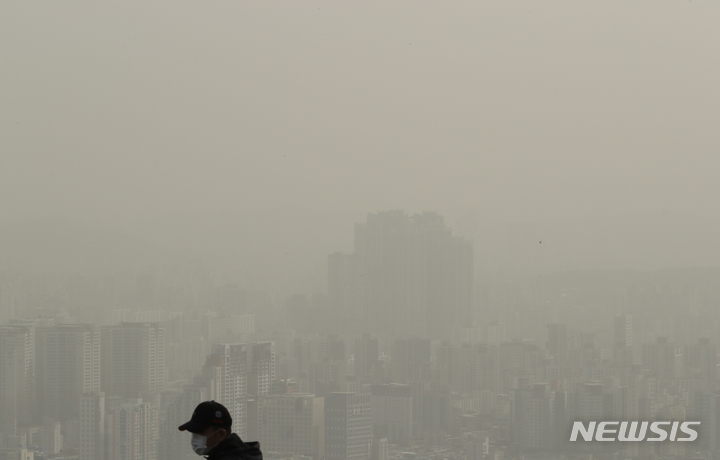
[36,324,101,421]
[614,314,633,347]
[258,393,325,460]
[329,211,473,338]
[101,322,166,399]
[200,341,276,440]
[325,392,371,460]
[203,343,250,438]
[353,334,378,383]
[0,325,34,436]
[370,383,412,446]
[511,382,550,451]
[79,392,105,460]
[160,384,208,460]
[106,399,159,460]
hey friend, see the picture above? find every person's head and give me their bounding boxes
[178,401,232,456]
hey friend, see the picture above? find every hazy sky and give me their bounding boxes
[2,2,720,290]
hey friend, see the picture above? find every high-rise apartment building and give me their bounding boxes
[574,382,605,422]
[231,314,256,338]
[642,336,677,382]
[318,336,346,362]
[258,394,325,460]
[353,335,378,382]
[546,323,569,382]
[102,323,165,399]
[370,384,412,445]
[370,438,388,460]
[392,338,431,384]
[40,417,63,456]
[705,393,720,454]
[160,384,208,460]
[200,341,275,439]
[79,392,105,460]
[625,371,657,421]
[330,211,473,338]
[683,338,718,392]
[0,325,34,435]
[203,344,249,438]
[511,383,550,450]
[614,315,633,347]
[546,324,568,363]
[36,325,101,421]
[107,400,159,460]
[325,393,371,460]
[249,342,276,397]
[549,390,568,450]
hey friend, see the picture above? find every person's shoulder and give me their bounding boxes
[214,454,246,460]
[211,435,262,460]
[214,451,263,460]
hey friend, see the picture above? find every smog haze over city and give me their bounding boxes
[2,2,720,460]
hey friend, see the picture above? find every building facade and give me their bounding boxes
[325,393,371,460]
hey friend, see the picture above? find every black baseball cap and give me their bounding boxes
[178,400,232,433]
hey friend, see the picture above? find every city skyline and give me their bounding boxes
[4,209,720,459]
[3,1,720,459]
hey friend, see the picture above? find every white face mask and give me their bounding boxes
[191,430,221,456]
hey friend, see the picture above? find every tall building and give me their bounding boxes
[392,338,431,384]
[641,336,677,382]
[258,394,325,460]
[249,342,276,397]
[450,343,500,394]
[520,383,551,450]
[682,338,717,392]
[312,358,348,397]
[497,341,543,395]
[625,371,657,422]
[0,325,34,435]
[36,325,101,421]
[160,384,208,460]
[202,344,249,438]
[325,393,372,460]
[614,315,633,347]
[613,315,633,368]
[370,384,412,445]
[353,335,378,382]
[549,390,568,451]
[546,323,568,364]
[79,392,105,460]
[200,342,275,439]
[318,336,346,362]
[102,323,166,399]
[330,211,473,338]
[107,400,159,460]
[412,383,451,438]
[40,417,63,456]
[706,393,720,454]
[231,314,256,338]
[574,382,605,422]
[511,383,550,451]
[370,438,388,460]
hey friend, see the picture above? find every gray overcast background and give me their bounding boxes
[2,1,720,294]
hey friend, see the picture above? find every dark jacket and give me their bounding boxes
[207,433,262,460]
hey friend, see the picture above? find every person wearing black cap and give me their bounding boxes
[179,400,263,460]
